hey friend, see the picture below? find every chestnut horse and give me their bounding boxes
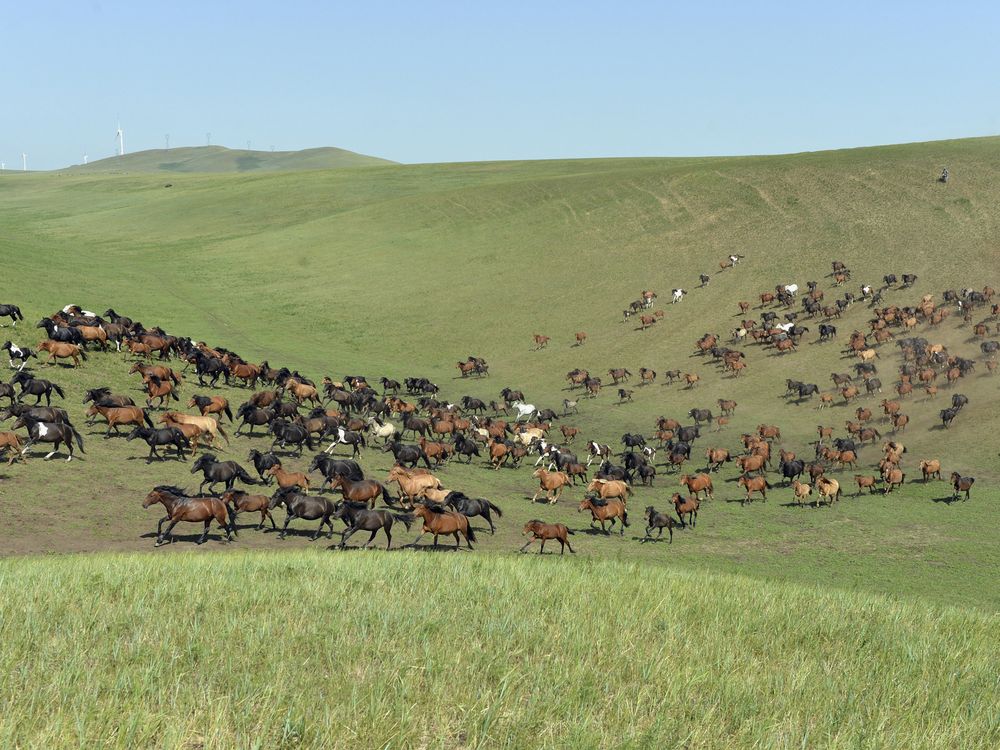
[410,503,476,549]
[519,520,575,554]
[143,486,234,546]
[38,340,88,367]
[578,495,629,535]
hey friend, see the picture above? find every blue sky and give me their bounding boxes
[3,1,999,169]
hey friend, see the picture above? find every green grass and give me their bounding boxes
[0,553,995,749]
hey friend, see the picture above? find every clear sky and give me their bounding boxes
[3,1,999,170]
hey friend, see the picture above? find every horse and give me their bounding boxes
[444,491,503,534]
[737,474,770,504]
[188,395,233,422]
[531,468,571,503]
[672,493,699,527]
[248,448,282,483]
[190,454,256,493]
[17,420,85,461]
[327,475,393,508]
[0,304,24,327]
[235,403,275,436]
[586,477,630,503]
[269,418,316,455]
[11,373,65,405]
[86,404,154,437]
[532,334,550,350]
[268,487,337,540]
[322,426,365,457]
[578,495,629,535]
[410,503,476,549]
[143,374,179,408]
[2,341,35,370]
[267,465,310,491]
[143,486,234,546]
[519,520,574,554]
[950,472,975,501]
[679,473,713,500]
[387,466,442,507]
[161,412,229,446]
[127,426,188,462]
[511,401,537,422]
[366,416,397,444]
[382,438,433,469]
[333,501,414,550]
[642,506,678,542]
[221,489,277,531]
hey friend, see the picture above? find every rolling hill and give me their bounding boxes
[65,144,395,173]
[0,136,998,747]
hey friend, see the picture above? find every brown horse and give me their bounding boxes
[160,412,229,446]
[221,488,277,530]
[410,503,476,549]
[188,395,233,421]
[532,468,571,503]
[919,459,942,481]
[229,362,261,388]
[38,340,88,367]
[737,474,770,504]
[267,465,310,491]
[578,495,629,535]
[143,486,234,546]
[519,520,575,554]
[86,404,153,437]
[143,374,179,408]
[679,473,714,500]
[950,472,975,501]
[532,334,550,350]
[327,475,394,508]
[574,332,587,346]
[585,478,630,503]
[672,493,699,527]
[285,380,320,405]
[0,431,25,463]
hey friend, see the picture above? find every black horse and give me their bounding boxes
[324,427,365,458]
[16,419,85,461]
[36,318,83,344]
[2,341,35,370]
[620,433,646,450]
[452,433,481,463]
[309,455,365,489]
[190,454,256,494]
[444,491,503,534]
[126,426,189,462]
[642,506,677,543]
[235,403,275,436]
[333,501,414,550]
[248,448,283,483]
[2,403,72,424]
[192,351,229,387]
[269,487,337,540]
[460,396,487,414]
[0,304,24,327]
[0,382,15,405]
[82,388,135,422]
[11,372,65,405]
[382,438,432,469]
[269,418,315,455]
[778,458,806,484]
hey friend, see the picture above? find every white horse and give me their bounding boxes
[671,288,687,303]
[511,401,536,422]
[781,284,799,297]
[366,417,396,444]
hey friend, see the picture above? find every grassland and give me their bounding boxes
[0,553,996,749]
[0,137,999,746]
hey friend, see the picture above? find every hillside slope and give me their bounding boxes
[65,144,395,173]
[1,137,999,609]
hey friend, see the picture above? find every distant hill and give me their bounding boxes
[67,145,395,173]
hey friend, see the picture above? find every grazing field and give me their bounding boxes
[0,553,996,749]
[1,137,999,746]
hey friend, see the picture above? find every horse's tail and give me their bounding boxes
[226,503,239,536]
[237,465,255,485]
[464,518,477,543]
[169,370,181,385]
[392,512,415,531]
[223,403,233,422]
[52,383,66,399]
[143,409,154,428]
[621,508,630,526]
[14,307,23,321]
[216,424,230,445]
[71,426,85,454]
[379,482,397,506]
[486,500,503,517]
[566,528,575,535]
[169,388,179,401]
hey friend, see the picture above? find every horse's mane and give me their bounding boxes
[153,484,188,496]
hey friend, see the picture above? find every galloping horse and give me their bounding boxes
[143,486,234,546]
[17,420,85,461]
[268,487,337,540]
[519,520,574,554]
[0,304,24,327]
[333,501,414,550]
[410,503,476,550]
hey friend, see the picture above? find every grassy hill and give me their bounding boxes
[65,144,395,173]
[0,136,998,745]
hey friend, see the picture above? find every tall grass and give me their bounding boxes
[0,553,995,748]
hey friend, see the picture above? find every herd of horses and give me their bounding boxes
[0,269,989,552]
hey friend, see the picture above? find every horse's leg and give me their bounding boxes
[196,519,212,544]
[158,519,180,546]
[340,525,358,548]
[362,529,379,549]
[540,538,546,554]
[518,537,534,553]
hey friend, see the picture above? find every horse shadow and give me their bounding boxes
[931,495,962,505]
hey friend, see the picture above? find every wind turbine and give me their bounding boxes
[84,154,88,165]
[116,122,125,156]
[22,153,27,171]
